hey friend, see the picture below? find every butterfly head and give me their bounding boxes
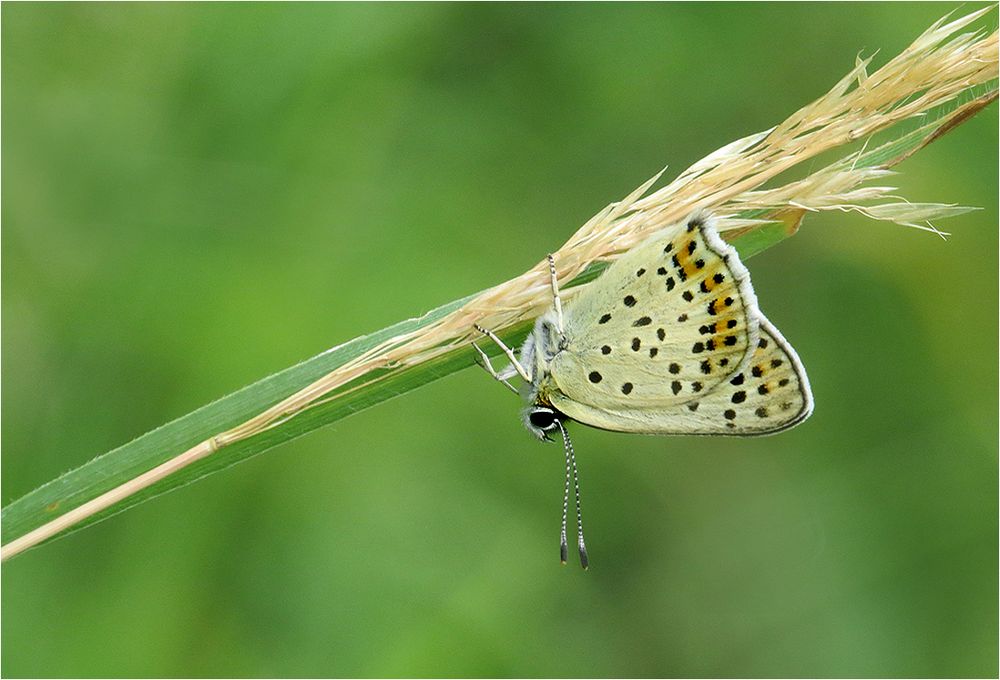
[523,404,564,441]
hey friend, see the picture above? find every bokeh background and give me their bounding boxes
[3,3,997,677]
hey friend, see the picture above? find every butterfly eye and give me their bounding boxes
[528,408,558,430]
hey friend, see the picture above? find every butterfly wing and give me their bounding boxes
[548,315,813,435]
[548,215,761,410]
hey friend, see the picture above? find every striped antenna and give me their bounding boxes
[556,419,589,570]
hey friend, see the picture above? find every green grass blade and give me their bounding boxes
[0,295,476,545]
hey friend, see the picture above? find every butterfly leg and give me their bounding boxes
[547,254,566,341]
[471,341,520,395]
[473,324,533,383]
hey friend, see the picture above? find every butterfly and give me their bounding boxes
[473,213,813,569]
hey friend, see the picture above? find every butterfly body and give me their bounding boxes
[504,214,812,438]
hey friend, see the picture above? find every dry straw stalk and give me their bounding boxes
[2,8,996,560]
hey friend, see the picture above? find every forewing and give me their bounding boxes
[548,316,813,435]
[551,215,761,409]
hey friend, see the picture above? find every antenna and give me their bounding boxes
[556,419,589,570]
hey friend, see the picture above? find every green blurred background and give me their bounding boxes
[3,3,997,677]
